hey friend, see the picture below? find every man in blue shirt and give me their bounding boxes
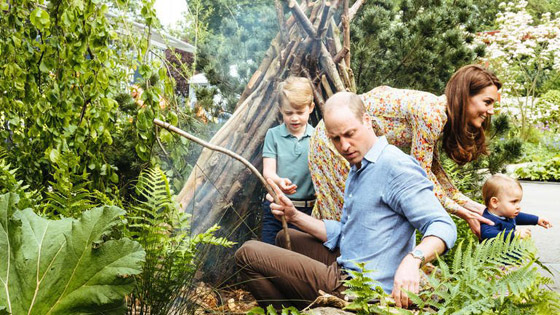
[235,92,457,310]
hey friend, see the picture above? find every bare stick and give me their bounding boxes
[154,119,292,250]
[274,0,288,44]
[342,0,351,66]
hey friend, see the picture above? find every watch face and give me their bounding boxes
[411,249,425,261]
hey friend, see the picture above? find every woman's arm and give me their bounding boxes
[408,98,493,238]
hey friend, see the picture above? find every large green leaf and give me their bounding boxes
[0,193,145,314]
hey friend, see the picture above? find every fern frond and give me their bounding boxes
[43,181,95,217]
[417,233,557,313]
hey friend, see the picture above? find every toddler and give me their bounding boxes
[480,174,551,241]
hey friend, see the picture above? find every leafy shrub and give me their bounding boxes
[536,89,560,129]
[515,156,560,181]
[0,193,145,314]
[124,168,235,314]
[411,234,560,314]
[0,149,39,209]
[518,139,559,163]
[343,262,396,315]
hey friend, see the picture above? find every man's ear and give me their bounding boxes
[363,113,371,126]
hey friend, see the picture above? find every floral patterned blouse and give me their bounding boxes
[309,86,470,220]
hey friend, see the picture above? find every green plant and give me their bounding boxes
[124,167,235,314]
[247,305,301,315]
[536,89,560,129]
[0,149,40,209]
[515,156,560,181]
[352,0,483,94]
[410,234,560,314]
[0,192,145,314]
[343,262,401,315]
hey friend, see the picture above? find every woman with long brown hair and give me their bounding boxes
[309,64,501,237]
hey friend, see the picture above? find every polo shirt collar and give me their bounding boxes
[280,123,313,138]
[352,136,388,171]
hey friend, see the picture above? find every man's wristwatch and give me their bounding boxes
[409,249,425,264]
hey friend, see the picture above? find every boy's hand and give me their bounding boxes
[278,178,297,195]
[538,217,552,229]
[515,227,532,239]
[266,179,299,223]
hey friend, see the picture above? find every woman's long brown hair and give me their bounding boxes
[443,64,501,165]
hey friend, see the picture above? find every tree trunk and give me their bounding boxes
[177,0,364,282]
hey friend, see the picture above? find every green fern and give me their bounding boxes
[0,153,39,209]
[343,262,410,315]
[125,167,235,315]
[416,233,560,314]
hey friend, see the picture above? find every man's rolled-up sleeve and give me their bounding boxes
[385,159,457,252]
[323,219,342,250]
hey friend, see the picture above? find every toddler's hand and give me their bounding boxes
[278,178,297,195]
[538,217,552,229]
[515,227,532,239]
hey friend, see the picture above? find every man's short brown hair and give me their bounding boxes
[324,92,365,121]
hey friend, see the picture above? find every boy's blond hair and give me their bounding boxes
[482,174,523,207]
[278,77,314,110]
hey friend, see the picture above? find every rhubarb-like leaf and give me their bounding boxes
[0,193,145,314]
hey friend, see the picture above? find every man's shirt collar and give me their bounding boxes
[352,136,388,171]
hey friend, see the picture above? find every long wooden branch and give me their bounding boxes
[288,0,317,38]
[274,0,288,44]
[343,0,351,66]
[153,119,292,250]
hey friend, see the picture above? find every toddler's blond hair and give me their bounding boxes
[482,174,522,207]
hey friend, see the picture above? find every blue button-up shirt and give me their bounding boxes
[323,137,456,293]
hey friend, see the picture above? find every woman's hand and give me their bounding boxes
[461,199,486,216]
[455,208,494,239]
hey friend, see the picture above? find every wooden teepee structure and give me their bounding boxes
[178,0,364,240]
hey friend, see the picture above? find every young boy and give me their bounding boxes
[480,174,552,241]
[261,77,316,245]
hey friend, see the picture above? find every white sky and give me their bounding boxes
[154,0,188,28]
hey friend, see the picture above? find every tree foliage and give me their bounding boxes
[193,0,278,111]
[351,0,485,94]
[476,0,560,139]
[0,0,207,202]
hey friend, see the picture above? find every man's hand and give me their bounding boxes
[266,178,299,223]
[538,217,552,229]
[278,178,297,195]
[391,254,421,308]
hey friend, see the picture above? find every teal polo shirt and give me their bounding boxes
[262,123,316,200]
